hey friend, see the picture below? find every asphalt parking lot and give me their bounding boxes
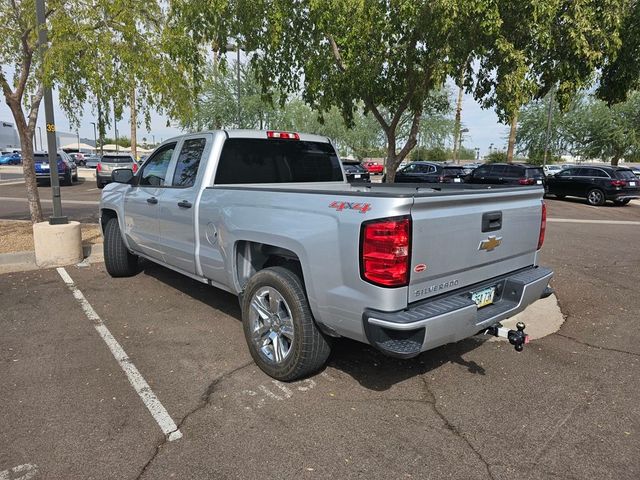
[1,178,640,479]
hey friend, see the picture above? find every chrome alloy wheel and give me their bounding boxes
[249,287,295,364]
[588,189,604,205]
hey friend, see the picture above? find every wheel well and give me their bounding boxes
[100,209,118,233]
[236,241,304,290]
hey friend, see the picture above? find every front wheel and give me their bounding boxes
[104,217,138,277]
[586,188,606,206]
[241,266,331,381]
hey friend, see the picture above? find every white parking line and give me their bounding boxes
[548,218,640,226]
[56,267,183,442]
[0,463,38,480]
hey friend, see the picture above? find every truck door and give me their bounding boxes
[123,142,177,260]
[157,136,209,274]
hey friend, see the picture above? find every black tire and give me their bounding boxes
[104,217,138,277]
[586,188,606,206]
[73,171,78,182]
[97,180,104,189]
[63,171,72,186]
[613,199,631,206]
[241,266,331,381]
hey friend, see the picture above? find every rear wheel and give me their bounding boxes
[241,266,331,381]
[63,171,73,186]
[613,199,631,206]
[586,188,605,206]
[97,180,104,189]
[104,217,138,277]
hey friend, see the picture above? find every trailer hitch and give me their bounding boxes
[485,322,528,352]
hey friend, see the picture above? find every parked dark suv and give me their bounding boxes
[469,163,545,187]
[393,161,468,183]
[341,160,370,183]
[546,165,640,206]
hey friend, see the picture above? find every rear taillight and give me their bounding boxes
[361,217,411,287]
[538,201,547,250]
[438,175,445,182]
[267,130,300,140]
[132,163,138,173]
[611,180,627,187]
[519,178,536,185]
[96,163,102,172]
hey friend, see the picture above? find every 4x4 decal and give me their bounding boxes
[329,201,372,214]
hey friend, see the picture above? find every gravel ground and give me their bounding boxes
[0,220,102,254]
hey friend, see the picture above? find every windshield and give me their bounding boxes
[342,163,367,173]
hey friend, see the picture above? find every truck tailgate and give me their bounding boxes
[408,187,544,303]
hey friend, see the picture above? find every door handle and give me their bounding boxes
[177,200,192,209]
[147,197,158,205]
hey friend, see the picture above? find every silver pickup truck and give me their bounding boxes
[100,130,553,381]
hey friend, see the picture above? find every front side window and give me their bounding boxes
[172,138,206,187]
[558,169,576,177]
[139,143,176,187]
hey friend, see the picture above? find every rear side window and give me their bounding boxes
[215,139,343,184]
[616,169,637,180]
[139,143,176,187]
[472,165,490,176]
[502,166,524,177]
[173,138,206,187]
[444,167,465,175]
[525,167,544,179]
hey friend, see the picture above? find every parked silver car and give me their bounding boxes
[96,154,138,189]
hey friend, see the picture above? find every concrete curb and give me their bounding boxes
[0,243,103,274]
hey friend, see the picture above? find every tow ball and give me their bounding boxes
[485,322,529,352]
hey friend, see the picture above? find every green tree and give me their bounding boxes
[233,0,471,181]
[474,0,626,163]
[598,1,640,103]
[0,0,198,223]
[579,93,640,165]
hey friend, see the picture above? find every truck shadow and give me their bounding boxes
[141,260,487,391]
[327,337,487,391]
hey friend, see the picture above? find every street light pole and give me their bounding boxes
[36,0,66,225]
[37,126,43,151]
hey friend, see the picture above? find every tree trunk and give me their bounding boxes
[130,86,137,160]
[611,154,620,167]
[506,111,518,163]
[97,99,104,156]
[384,133,399,183]
[11,110,43,223]
[452,82,464,163]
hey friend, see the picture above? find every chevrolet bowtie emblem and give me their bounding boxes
[479,236,502,252]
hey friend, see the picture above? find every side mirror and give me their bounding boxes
[111,168,134,184]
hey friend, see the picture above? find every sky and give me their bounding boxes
[1,68,510,156]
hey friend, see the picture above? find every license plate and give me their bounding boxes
[536,180,543,184]
[453,178,461,183]
[354,174,361,179]
[471,286,496,308]
[41,164,49,170]
[630,181,637,187]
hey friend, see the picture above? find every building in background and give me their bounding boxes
[0,120,20,151]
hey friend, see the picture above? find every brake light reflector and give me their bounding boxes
[96,163,102,172]
[537,201,546,250]
[132,162,138,173]
[610,179,627,187]
[361,217,411,287]
[519,178,536,185]
[267,130,300,140]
